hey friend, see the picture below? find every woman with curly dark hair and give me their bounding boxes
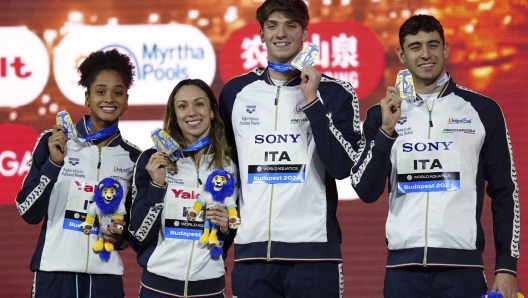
[16,49,141,298]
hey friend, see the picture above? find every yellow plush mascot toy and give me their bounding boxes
[187,169,240,257]
[79,177,126,261]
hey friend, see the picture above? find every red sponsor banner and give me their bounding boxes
[219,21,384,99]
[0,124,39,204]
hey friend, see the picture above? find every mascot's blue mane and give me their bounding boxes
[94,177,124,214]
[205,169,235,203]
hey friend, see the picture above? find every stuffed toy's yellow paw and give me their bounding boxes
[104,241,114,252]
[93,238,104,252]
[208,234,219,246]
[199,234,210,244]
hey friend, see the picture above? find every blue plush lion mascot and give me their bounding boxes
[79,177,126,261]
[187,169,240,257]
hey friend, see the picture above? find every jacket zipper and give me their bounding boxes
[184,154,204,296]
[97,148,102,178]
[267,86,281,261]
[423,195,430,266]
[85,147,102,273]
[183,244,195,298]
[273,86,281,129]
[423,113,433,266]
[420,83,447,267]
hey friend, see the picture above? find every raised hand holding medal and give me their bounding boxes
[151,127,210,161]
[293,43,322,104]
[56,110,119,144]
[151,127,180,162]
[377,71,407,135]
[48,110,75,164]
[149,127,210,184]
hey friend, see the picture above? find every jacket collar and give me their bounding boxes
[440,73,457,98]
[262,67,302,87]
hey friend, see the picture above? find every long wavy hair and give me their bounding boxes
[163,79,230,172]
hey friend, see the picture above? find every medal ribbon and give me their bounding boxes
[268,61,295,73]
[174,136,211,159]
[416,73,450,128]
[413,73,449,106]
[83,117,119,142]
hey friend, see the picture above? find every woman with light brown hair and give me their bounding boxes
[130,79,237,298]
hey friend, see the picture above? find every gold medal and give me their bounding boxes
[396,69,416,104]
[56,110,78,138]
[151,127,180,160]
[291,43,320,71]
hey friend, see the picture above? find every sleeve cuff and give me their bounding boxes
[494,269,517,277]
[41,157,64,183]
[146,182,168,205]
[302,97,320,110]
[150,180,167,189]
[373,128,398,153]
[221,227,231,235]
[379,127,398,140]
[495,255,518,276]
[49,158,64,167]
[302,98,328,123]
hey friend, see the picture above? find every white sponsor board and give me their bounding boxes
[119,120,163,150]
[53,24,216,106]
[0,27,50,108]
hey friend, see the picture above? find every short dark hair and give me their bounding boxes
[163,79,230,172]
[399,15,445,49]
[256,0,310,29]
[78,49,135,91]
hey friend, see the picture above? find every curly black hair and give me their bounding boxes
[78,49,135,92]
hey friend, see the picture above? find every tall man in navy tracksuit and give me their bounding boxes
[219,0,392,296]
